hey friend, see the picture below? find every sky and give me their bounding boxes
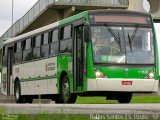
[0,0,38,36]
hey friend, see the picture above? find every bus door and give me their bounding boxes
[6,47,13,95]
[73,22,86,92]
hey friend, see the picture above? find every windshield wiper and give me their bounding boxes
[105,24,121,48]
[128,33,133,52]
[128,25,140,53]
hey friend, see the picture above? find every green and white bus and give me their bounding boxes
[1,10,159,103]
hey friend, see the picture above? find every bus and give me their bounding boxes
[1,10,159,104]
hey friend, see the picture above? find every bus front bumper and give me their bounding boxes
[87,78,159,92]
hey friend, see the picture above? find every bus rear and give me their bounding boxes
[86,10,159,103]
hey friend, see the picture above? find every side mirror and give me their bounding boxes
[84,21,91,42]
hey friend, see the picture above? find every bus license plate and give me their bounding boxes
[122,81,133,85]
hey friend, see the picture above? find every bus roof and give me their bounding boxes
[3,21,59,45]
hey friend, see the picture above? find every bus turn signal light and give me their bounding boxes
[145,71,155,79]
[94,68,106,78]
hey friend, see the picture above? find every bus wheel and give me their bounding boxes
[23,96,33,104]
[116,92,132,103]
[60,75,77,103]
[14,81,24,103]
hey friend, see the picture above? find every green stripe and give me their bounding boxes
[59,11,88,25]
[19,75,58,82]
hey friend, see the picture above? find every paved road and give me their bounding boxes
[1,104,160,115]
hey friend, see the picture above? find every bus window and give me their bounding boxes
[52,29,58,42]
[64,25,72,39]
[23,38,32,61]
[33,35,41,59]
[0,49,2,67]
[14,42,22,64]
[2,47,7,67]
[60,25,72,53]
[50,29,59,56]
[41,32,49,58]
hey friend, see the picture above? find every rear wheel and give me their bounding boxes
[116,92,132,103]
[14,81,33,104]
[55,75,77,104]
[23,96,33,104]
[14,81,24,103]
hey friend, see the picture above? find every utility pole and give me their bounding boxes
[11,0,14,37]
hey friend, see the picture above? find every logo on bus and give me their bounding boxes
[45,62,55,72]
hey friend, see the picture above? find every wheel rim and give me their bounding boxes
[15,86,20,100]
[62,77,70,103]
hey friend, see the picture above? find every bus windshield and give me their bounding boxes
[91,25,154,64]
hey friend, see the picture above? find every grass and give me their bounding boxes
[76,94,160,104]
[0,106,7,113]
[16,114,91,120]
[1,95,160,120]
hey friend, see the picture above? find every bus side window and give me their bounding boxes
[60,25,72,53]
[14,42,22,64]
[23,38,32,61]
[0,48,2,67]
[2,47,7,67]
[50,29,59,56]
[41,32,49,58]
[33,35,41,59]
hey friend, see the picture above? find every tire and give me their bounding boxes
[54,95,63,104]
[55,75,77,104]
[23,96,33,104]
[116,92,132,103]
[14,81,24,103]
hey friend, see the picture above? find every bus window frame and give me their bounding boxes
[90,23,156,66]
[41,32,49,58]
[2,46,8,67]
[13,41,23,65]
[22,38,33,62]
[32,35,41,60]
[59,24,73,54]
[49,28,60,57]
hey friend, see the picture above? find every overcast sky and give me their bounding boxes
[0,0,38,36]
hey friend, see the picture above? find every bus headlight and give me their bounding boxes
[145,71,155,79]
[94,68,105,78]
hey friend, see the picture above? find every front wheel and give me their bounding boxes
[55,75,77,104]
[116,92,132,103]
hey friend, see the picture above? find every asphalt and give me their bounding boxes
[0,104,160,115]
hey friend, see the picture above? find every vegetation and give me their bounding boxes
[0,95,160,120]
[76,94,160,104]
[0,106,6,113]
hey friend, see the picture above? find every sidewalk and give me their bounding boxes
[0,92,15,103]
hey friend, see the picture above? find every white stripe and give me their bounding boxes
[88,78,158,92]
[21,79,57,95]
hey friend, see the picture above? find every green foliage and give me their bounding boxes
[7,114,90,120]
[76,95,160,104]
[0,106,7,113]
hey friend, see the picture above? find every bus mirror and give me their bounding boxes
[84,22,90,42]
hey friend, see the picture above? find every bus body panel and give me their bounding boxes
[1,67,7,95]
[87,78,158,92]
[57,54,74,93]
[96,66,155,79]
[12,57,58,95]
